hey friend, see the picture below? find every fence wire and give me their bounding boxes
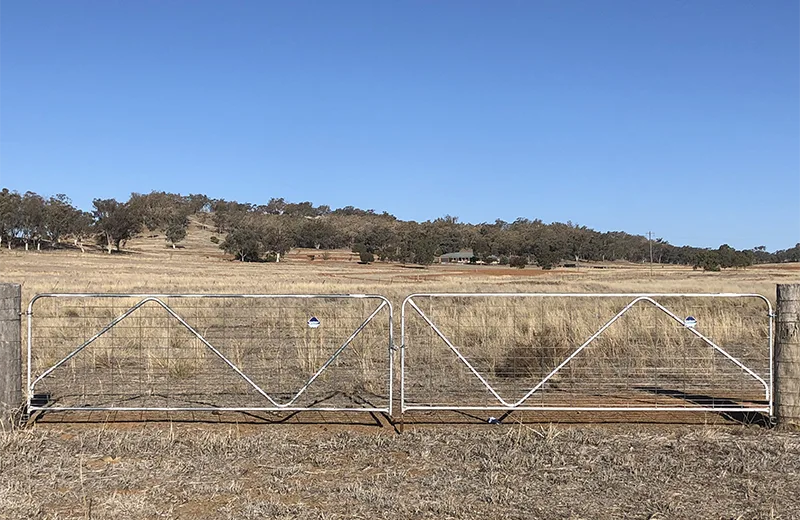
[401,294,772,414]
[28,294,393,413]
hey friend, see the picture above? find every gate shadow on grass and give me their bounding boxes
[32,392,396,429]
[633,386,772,427]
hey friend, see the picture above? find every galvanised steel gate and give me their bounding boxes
[401,293,773,416]
[27,294,393,415]
[27,292,774,420]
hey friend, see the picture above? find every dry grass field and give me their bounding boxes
[1,229,800,519]
[2,423,800,519]
[1,221,797,304]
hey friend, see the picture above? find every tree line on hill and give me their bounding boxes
[1,188,798,269]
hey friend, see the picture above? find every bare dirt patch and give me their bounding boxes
[752,263,800,271]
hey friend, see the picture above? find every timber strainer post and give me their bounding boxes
[776,283,800,426]
[0,283,22,430]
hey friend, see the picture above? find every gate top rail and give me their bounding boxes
[403,292,771,302]
[401,292,773,321]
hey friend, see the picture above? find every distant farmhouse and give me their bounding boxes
[439,249,474,264]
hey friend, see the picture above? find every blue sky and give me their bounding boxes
[1,1,798,251]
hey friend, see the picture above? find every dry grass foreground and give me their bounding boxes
[1,234,800,519]
[1,423,799,519]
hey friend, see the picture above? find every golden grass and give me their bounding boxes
[2,237,800,518]
[1,423,799,519]
[402,294,771,408]
[0,235,795,306]
[26,296,392,409]
[2,233,796,411]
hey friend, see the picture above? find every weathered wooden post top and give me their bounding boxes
[0,283,22,430]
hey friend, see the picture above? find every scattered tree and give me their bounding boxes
[70,211,94,253]
[509,255,527,269]
[219,215,294,262]
[92,199,140,254]
[220,226,264,262]
[0,188,795,267]
[42,194,79,247]
[359,250,374,264]
[0,189,21,249]
[165,212,189,249]
[19,192,45,251]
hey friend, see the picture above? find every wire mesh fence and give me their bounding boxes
[27,294,393,414]
[25,291,775,420]
[401,294,772,414]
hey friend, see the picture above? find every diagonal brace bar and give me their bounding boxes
[513,296,770,407]
[30,297,279,406]
[282,300,388,406]
[407,298,512,407]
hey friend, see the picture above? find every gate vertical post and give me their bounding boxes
[776,284,800,426]
[0,284,22,430]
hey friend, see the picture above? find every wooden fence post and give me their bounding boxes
[0,283,22,430]
[776,284,800,427]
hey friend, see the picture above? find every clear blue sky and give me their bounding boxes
[1,1,798,251]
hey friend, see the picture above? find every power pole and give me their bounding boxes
[648,231,654,277]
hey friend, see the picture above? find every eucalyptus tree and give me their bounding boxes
[19,191,46,251]
[0,189,21,249]
[165,211,189,249]
[92,198,140,254]
[42,194,80,247]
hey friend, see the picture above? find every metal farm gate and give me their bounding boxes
[401,293,773,416]
[26,291,775,421]
[27,294,393,415]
